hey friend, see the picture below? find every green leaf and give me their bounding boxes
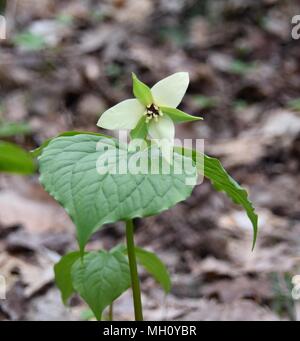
[38,134,197,250]
[55,13,74,25]
[112,244,171,293]
[203,155,258,249]
[132,73,153,106]
[13,32,46,51]
[0,141,36,174]
[110,243,127,254]
[71,250,130,320]
[287,98,300,112]
[106,63,122,78]
[31,131,108,158]
[228,60,255,75]
[0,1,6,13]
[54,251,81,304]
[174,147,258,249]
[135,247,171,293]
[193,95,218,109]
[130,116,148,140]
[0,122,32,138]
[161,106,202,123]
[80,308,96,321]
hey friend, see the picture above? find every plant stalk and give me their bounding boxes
[125,219,143,321]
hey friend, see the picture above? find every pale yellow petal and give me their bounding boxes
[151,72,189,108]
[97,99,145,130]
[148,115,175,142]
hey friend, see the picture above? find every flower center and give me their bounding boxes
[145,104,163,123]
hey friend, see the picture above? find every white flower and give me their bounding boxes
[97,72,201,144]
[97,73,202,165]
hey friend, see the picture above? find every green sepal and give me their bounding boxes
[161,106,202,123]
[132,73,153,106]
[130,116,148,140]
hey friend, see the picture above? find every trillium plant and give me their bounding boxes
[35,72,258,321]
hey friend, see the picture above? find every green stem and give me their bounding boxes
[125,219,143,321]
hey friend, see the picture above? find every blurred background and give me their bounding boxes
[0,0,300,321]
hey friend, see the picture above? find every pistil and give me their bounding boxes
[145,104,163,123]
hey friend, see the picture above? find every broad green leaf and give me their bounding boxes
[0,122,32,138]
[161,106,202,123]
[111,244,171,293]
[0,141,36,174]
[31,131,108,158]
[38,134,197,250]
[174,147,258,249]
[132,73,153,106]
[135,247,171,293]
[71,250,130,320]
[130,116,148,140]
[54,251,81,304]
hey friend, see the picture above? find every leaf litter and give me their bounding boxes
[0,0,300,320]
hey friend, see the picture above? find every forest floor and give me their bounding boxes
[0,0,300,320]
